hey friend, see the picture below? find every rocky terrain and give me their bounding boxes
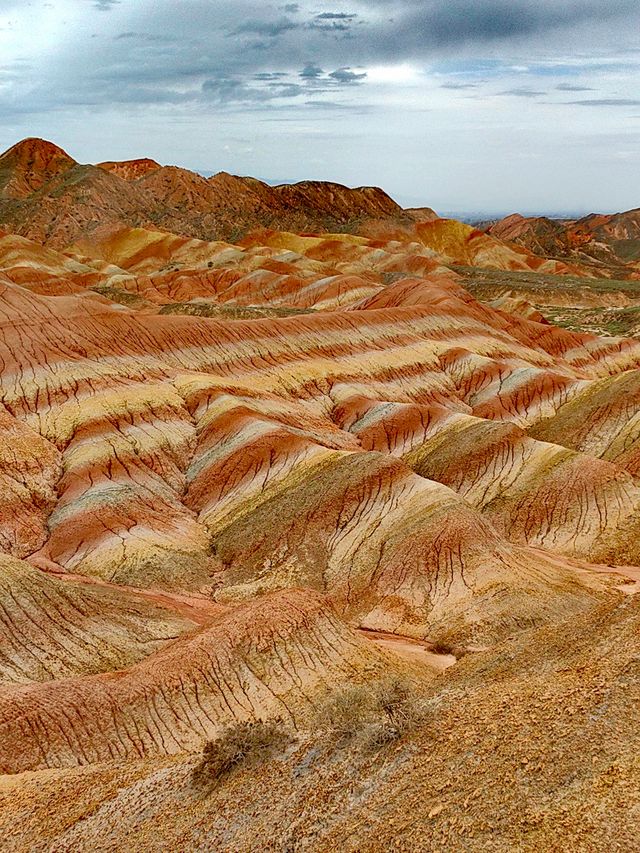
[1,138,639,850]
[487,210,640,277]
[0,138,407,247]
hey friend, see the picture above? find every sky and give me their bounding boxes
[0,1,639,215]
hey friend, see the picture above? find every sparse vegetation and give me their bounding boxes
[192,717,295,790]
[192,679,427,793]
[429,639,467,658]
[429,639,455,655]
[159,301,311,319]
[90,284,147,308]
[316,676,426,753]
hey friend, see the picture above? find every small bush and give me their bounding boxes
[358,720,403,752]
[316,684,377,746]
[429,640,455,656]
[430,639,468,659]
[373,676,424,732]
[192,717,295,790]
[316,676,426,752]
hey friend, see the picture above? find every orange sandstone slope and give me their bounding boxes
[0,137,622,283]
[8,590,639,852]
[411,217,594,276]
[57,220,597,321]
[0,587,408,773]
[0,246,630,781]
[0,266,634,617]
[489,209,640,273]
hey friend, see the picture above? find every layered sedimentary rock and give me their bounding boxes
[0,139,408,247]
[8,592,639,852]
[2,138,640,833]
[0,554,195,684]
[411,218,590,276]
[0,588,402,772]
[488,209,640,274]
[0,407,61,558]
[0,257,631,628]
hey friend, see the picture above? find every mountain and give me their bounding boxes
[0,139,149,246]
[1,136,640,848]
[0,138,409,247]
[0,137,76,197]
[488,208,640,272]
[98,157,161,180]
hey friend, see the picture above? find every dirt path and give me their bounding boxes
[526,547,640,595]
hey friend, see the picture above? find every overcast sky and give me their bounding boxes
[0,0,639,214]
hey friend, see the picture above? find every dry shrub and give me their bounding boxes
[317,676,426,753]
[316,683,376,746]
[430,639,466,659]
[192,679,426,791]
[430,639,455,656]
[192,717,295,790]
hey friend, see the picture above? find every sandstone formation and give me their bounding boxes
[6,591,637,851]
[0,137,639,850]
[0,588,405,773]
[0,554,196,684]
[488,209,640,275]
[0,139,408,248]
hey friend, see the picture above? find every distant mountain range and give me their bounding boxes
[484,210,640,273]
[0,137,410,248]
[0,137,639,280]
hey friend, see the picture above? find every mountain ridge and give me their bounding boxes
[0,138,408,247]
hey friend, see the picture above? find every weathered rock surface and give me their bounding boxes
[488,208,640,275]
[0,554,195,684]
[0,588,404,772]
[0,137,639,850]
[0,139,408,247]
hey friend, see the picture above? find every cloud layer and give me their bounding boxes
[0,0,639,213]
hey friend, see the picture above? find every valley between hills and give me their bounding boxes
[1,138,640,851]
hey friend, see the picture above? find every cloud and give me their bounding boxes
[308,14,356,32]
[328,67,366,83]
[556,83,595,92]
[440,82,479,90]
[114,32,174,43]
[300,64,324,79]
[201,75,305,104]
[498,88,546,97]
[233,17,298,37]
[568,98,640,106]
[1,0,640,129]
[254,71,288,80]
[314,12,356,20]
[351,0,639,57]
[311,12,357,30]
[201,77,268,103]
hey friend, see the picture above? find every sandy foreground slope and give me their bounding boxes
[2,590,639,852]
